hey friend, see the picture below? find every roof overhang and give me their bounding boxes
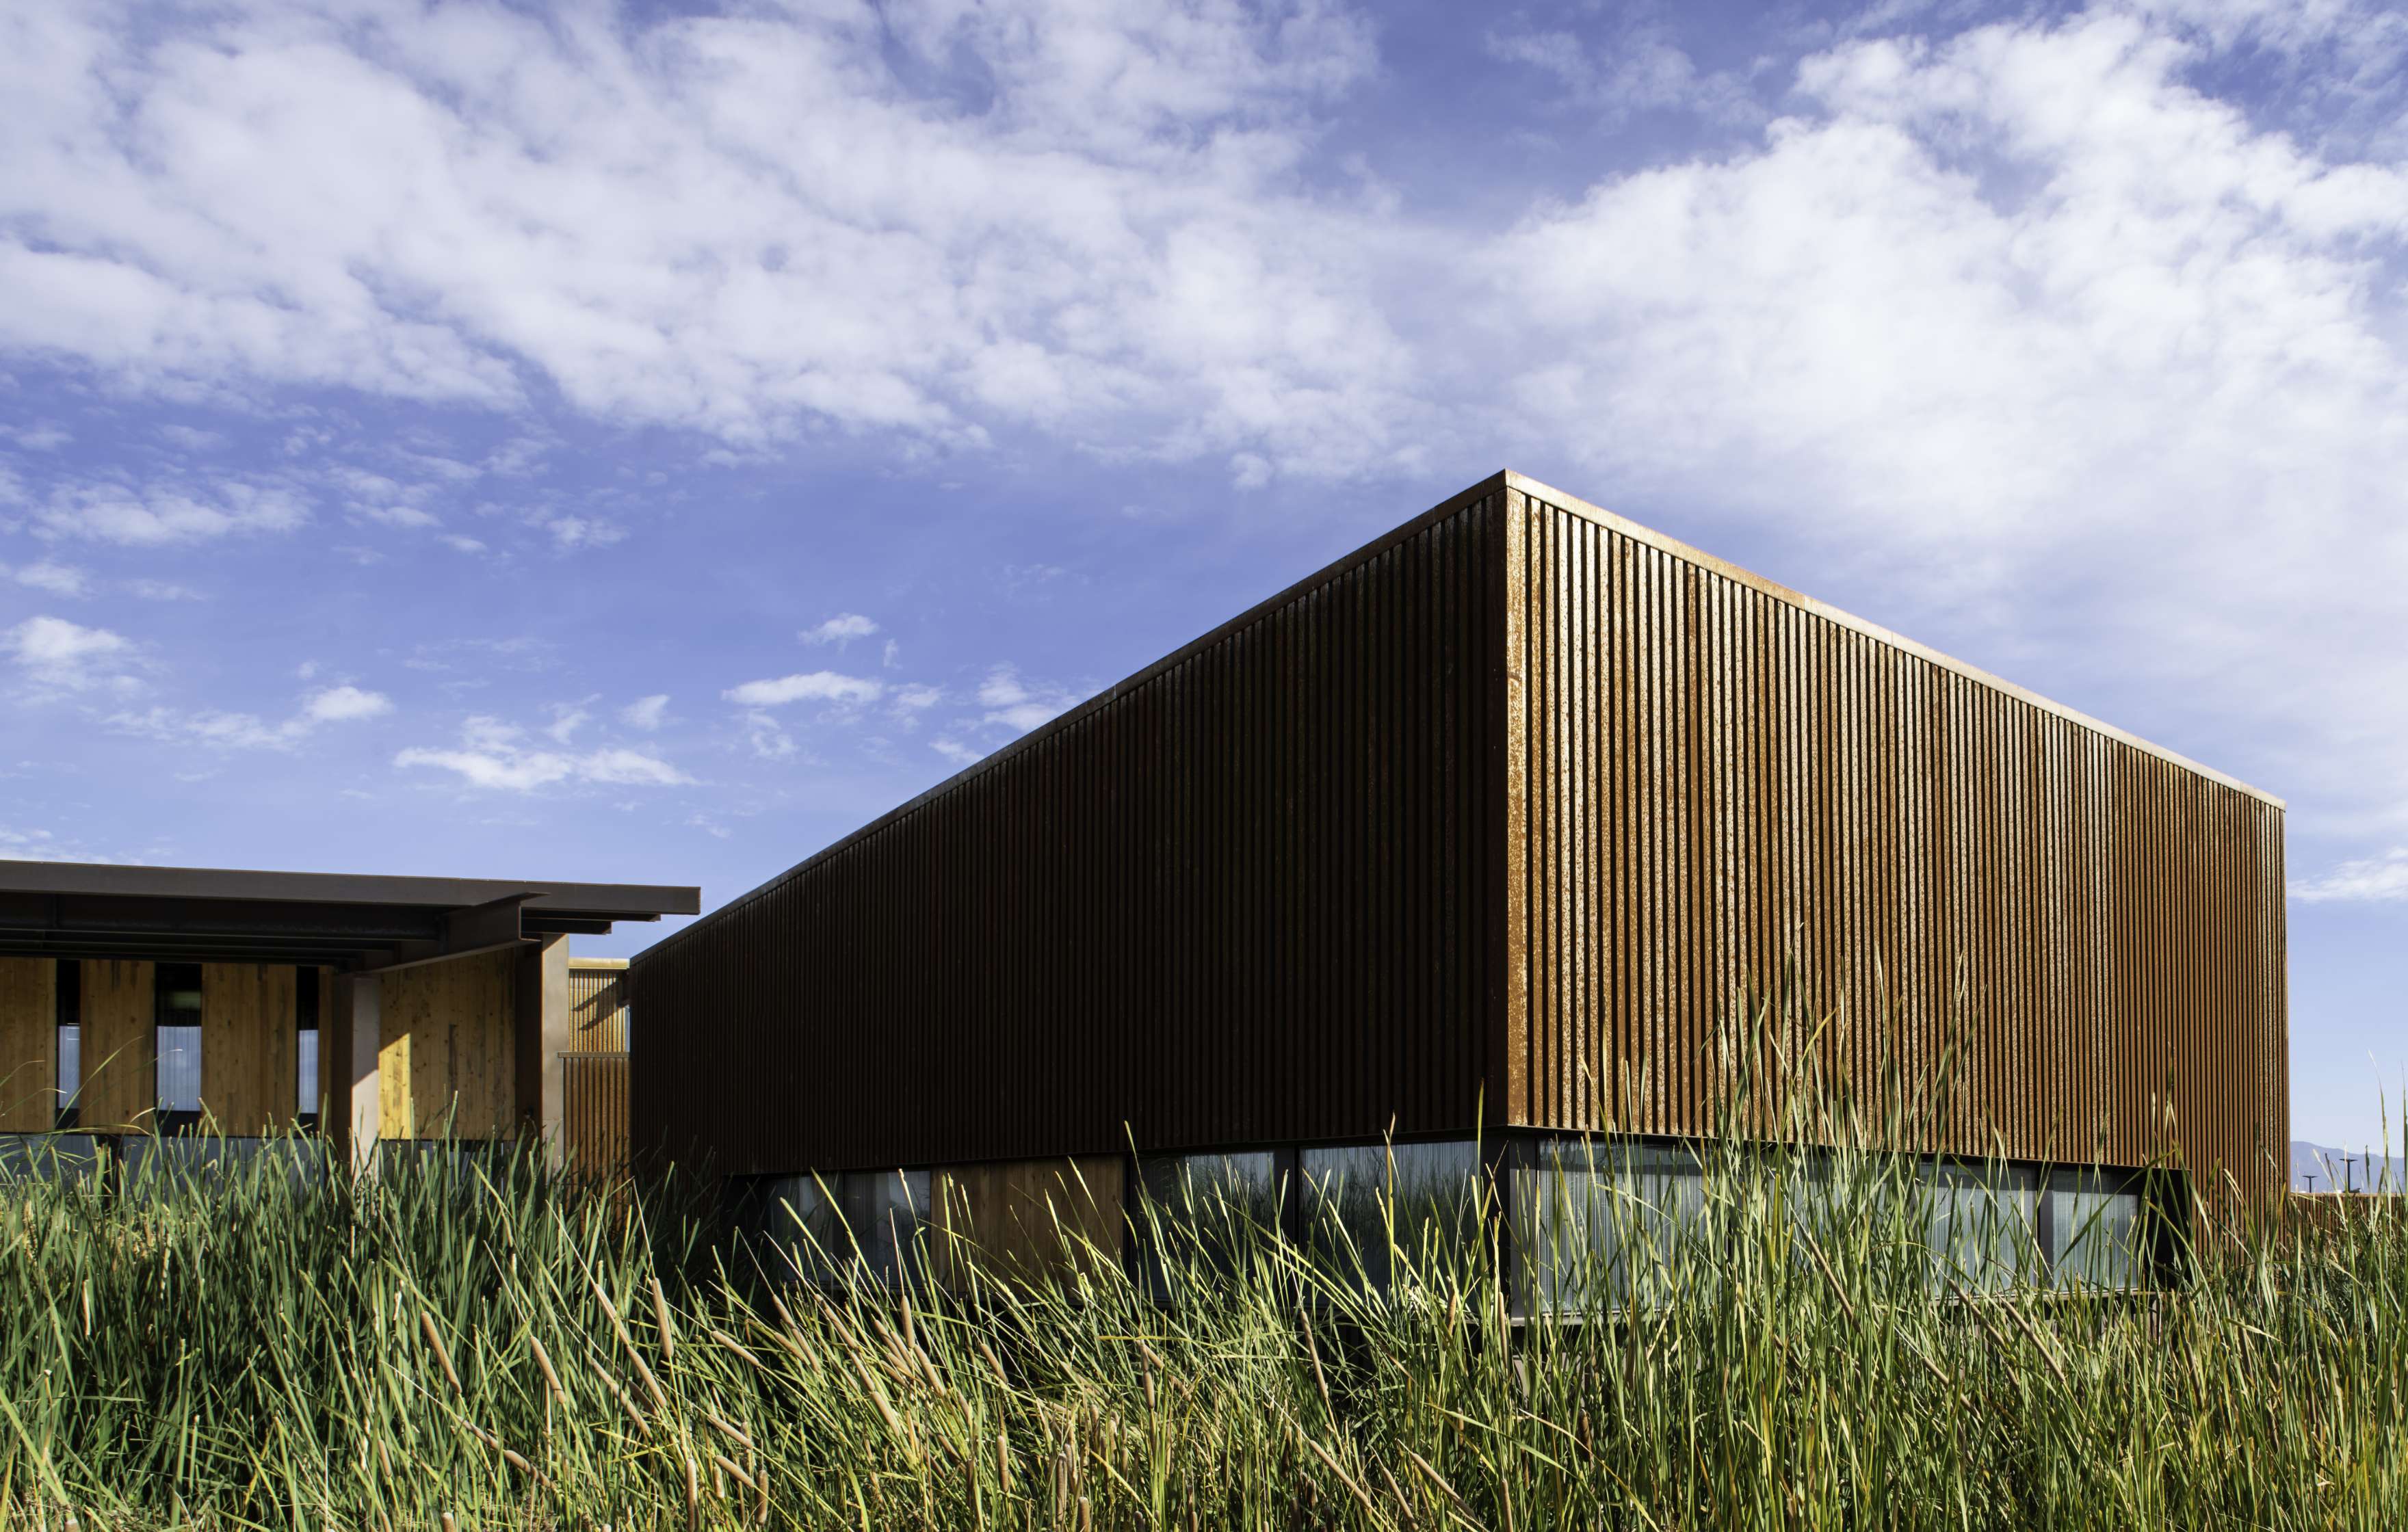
[0,860,700,972]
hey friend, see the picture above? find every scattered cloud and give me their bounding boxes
[0,0,1416,481]
[975,665,1082,733]
[546,516,626,551]
[2294,849,2408,903]
[34,479,308,545]
[302,685,393,724]
[802,613,879,647]
[724,671,883,708]
[395,716,691,791]
[5,615,135,691]
[109,683,392,750]
[123,579,203,601]
[157,424,224,451]
[931,738,984,768]
[1484,18,1760,127]
[545,702,594,744]
[5,561,88,597]
[621,694,670,731]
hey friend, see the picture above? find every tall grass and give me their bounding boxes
[0,1120,2401,1530]
[0,968,2386,1531]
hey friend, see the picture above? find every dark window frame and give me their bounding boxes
[53,958,80,1131]
[153,960,205,1136]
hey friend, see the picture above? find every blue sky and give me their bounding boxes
[1,0,2403,1146]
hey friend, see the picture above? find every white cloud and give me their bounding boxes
[5,561,88,596]
[303,685,393,724]
[892,683,942,711]
[125,579,203,600]
[2293,849,2408,903]
[973,664,1082,733]
[0,0,1417,481]
[35,479,308,545]
[547,516,626,551]
[1484,3,2408,851]
[724,671,883,708]
[395,715,692,791]
[5,614,133,691]
[802,613,878,646]
[621,694,670,730]
[545,703,592,743]
[111,682,393,750]
[932,738,984,768]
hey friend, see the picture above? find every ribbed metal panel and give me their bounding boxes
[633,487,1504,1176]
[564,1051,628,1179]
[1501,481,2288,1204]
[633,471,2286,1211]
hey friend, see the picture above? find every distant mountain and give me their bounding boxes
[2291,1141,2408,1193]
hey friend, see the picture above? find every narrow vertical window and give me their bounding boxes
[296,966,321,1131]
[54,959,80,1131]
[155,962,203,1133]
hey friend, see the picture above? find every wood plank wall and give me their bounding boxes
[79,960,153,1133]
[567,962,628,1053]
[379,950,517,1140]
[198,962,302,1135]
[1500,482,2289,1204]
[634,486,1504,1176]
[0,958,55,1133]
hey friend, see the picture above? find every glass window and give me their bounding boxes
[1922,1161,2039,1292]
[839,1169,929,1285]
[155,962,204,1128]
[54,958,81,1130]
[1136,1151,1282,1293]
[1513,1139,1705,1314]
[295,966,320,1122]
[1300,1141,1482,1291]
[2045,1172,2143,1289]
[733,1172,848,1284]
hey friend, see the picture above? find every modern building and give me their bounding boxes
[0,860,694,1167]
[630,471,2288,1289]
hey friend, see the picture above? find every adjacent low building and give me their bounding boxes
[634,470,2284,1291]
[0,860,695,1167]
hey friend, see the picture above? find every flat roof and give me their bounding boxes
[0,858,698,970]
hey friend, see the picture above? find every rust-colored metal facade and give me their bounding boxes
[633,473,2288,1205]
[1497,482,2288,1203]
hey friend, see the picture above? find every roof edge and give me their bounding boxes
[1502,471,2284,809]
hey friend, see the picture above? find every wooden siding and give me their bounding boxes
[378,951,517,1140]
[564,1051,627,1178]
[79,960,153,1132]
[634,486,1504,1176]
[929,1156,1127,1284]
[0,959,55,1132]
[1499,481,2288,1203]
[567,960,627,1053]
[198,962,303,1135]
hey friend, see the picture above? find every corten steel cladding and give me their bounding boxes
[633,472,2288,1209]
[1497,481,2286,1211]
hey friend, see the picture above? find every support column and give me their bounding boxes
[328,971,380,1174]
[514,935,570,1160]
